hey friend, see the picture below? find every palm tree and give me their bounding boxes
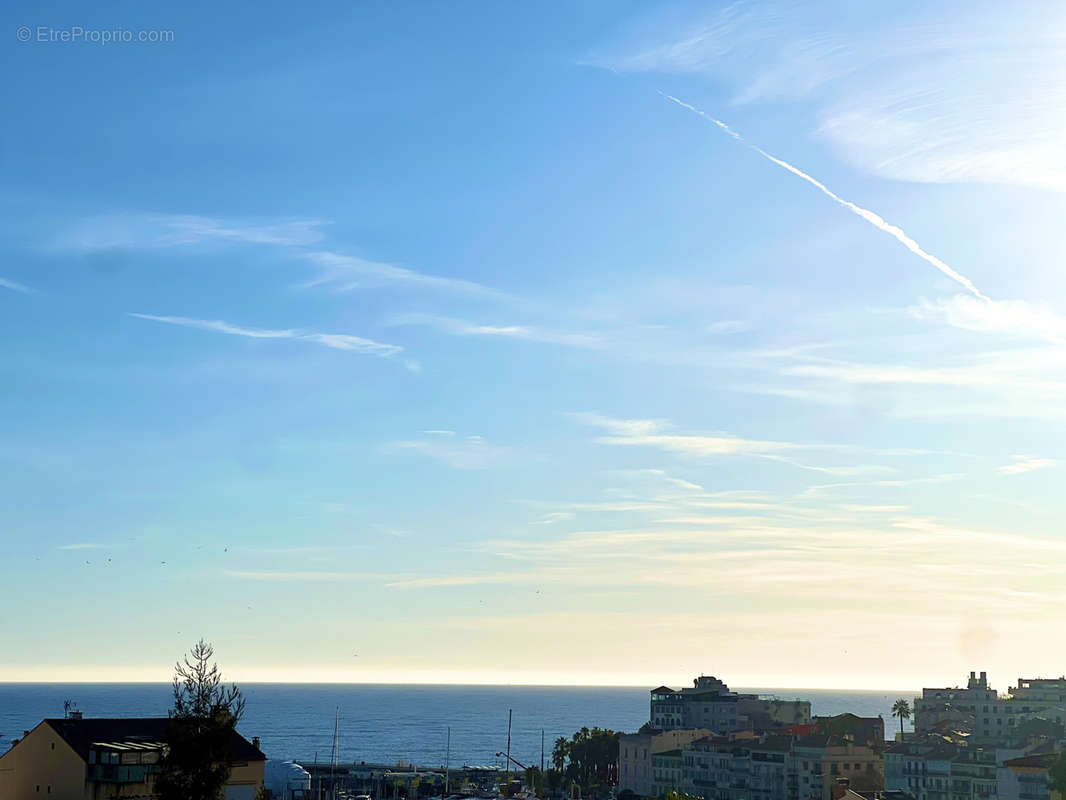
[892,698,912,739]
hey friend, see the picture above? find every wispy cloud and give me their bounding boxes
[385,433,507,470]
[56,213,329,251]
[909,294,1066,344]
[999,455,1057,475]
[707,320,751,334]
[572,411,804,456]
[129,313,408,362]
[534,512,576,525]
[0,277,34,294]
[662,93,991,302]
[389,313,604,349]
[57,542,108,551]
[223,570,396,582]
[301,251,507,299]
[596,3,1066,191]
[52,213,502,304]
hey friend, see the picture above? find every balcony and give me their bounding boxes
[89,764,160,784]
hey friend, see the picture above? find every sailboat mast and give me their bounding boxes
[505,709,512,794]
[444,726,451,799]
[540,729,545,797]
[329,706,339,800]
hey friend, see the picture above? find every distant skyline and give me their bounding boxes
[3,0,1066,688]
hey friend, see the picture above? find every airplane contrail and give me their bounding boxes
[661,93,991,303]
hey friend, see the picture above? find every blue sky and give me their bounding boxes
[3,0,1066,688]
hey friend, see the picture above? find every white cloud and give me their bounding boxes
[129,313,405,360]
[390,313,604,349]
[301,251,506,299]
[567,412,669,438]
[909,294,1066,344]
[999,455,1057,475]
[386,433,507,470]
[56,213,328,250]
[573,411,801,455]
[662,93,990,302]
[596,2,1066,191]
[0,277,34,294]
[534,512,575,525]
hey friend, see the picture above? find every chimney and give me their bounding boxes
[252,736,261,750]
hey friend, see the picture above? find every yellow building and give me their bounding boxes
[0,717,266,800]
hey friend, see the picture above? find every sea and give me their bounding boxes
[0,684,915,767]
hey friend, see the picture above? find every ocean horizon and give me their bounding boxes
[0,683,917,766]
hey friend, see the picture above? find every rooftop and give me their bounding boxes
[39,718,265,764]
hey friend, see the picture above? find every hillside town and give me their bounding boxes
[619,672,1066,800]
[3,670,1065,800]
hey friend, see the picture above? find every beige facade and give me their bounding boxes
[619,729,713,798]
[0,721,88,799]
[0,718,265,800]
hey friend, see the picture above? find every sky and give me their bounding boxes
[2,0,1066,690]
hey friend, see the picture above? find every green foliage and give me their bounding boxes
[892,699,912,720]
[550,727,620,796]
[525,766,545,796]
[892,698,912,737]
[156,639,246,800]
[1049,752,1066,794]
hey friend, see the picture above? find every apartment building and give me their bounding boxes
[673,717,886,800]
[651,677,740,735]
[916,672,1066,746]
[884,736,958,800]
[739,697,814,732]
[653,750,685,797]
[998,752,1063,800]
[619,728,713,797]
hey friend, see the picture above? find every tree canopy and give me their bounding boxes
[156,639,246,800]
[550,727,619,796]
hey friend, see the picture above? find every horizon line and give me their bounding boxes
[0,679,922,693]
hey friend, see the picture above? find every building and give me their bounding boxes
[676,716,886,800]
[948,747,999,800]
[884,735,958,800]
[916,672,1066,747]
[619,728,713,798]
[1008,680,1066,710]
[794,733,883,800]
[998,752,1063,800]
[651,677,740,734]
[915,672,1010,743]
[883,733,1052,800]
[653,750,685,797]
[813,716,885,751]
[0,717,266,800]
[739,697,813,732]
